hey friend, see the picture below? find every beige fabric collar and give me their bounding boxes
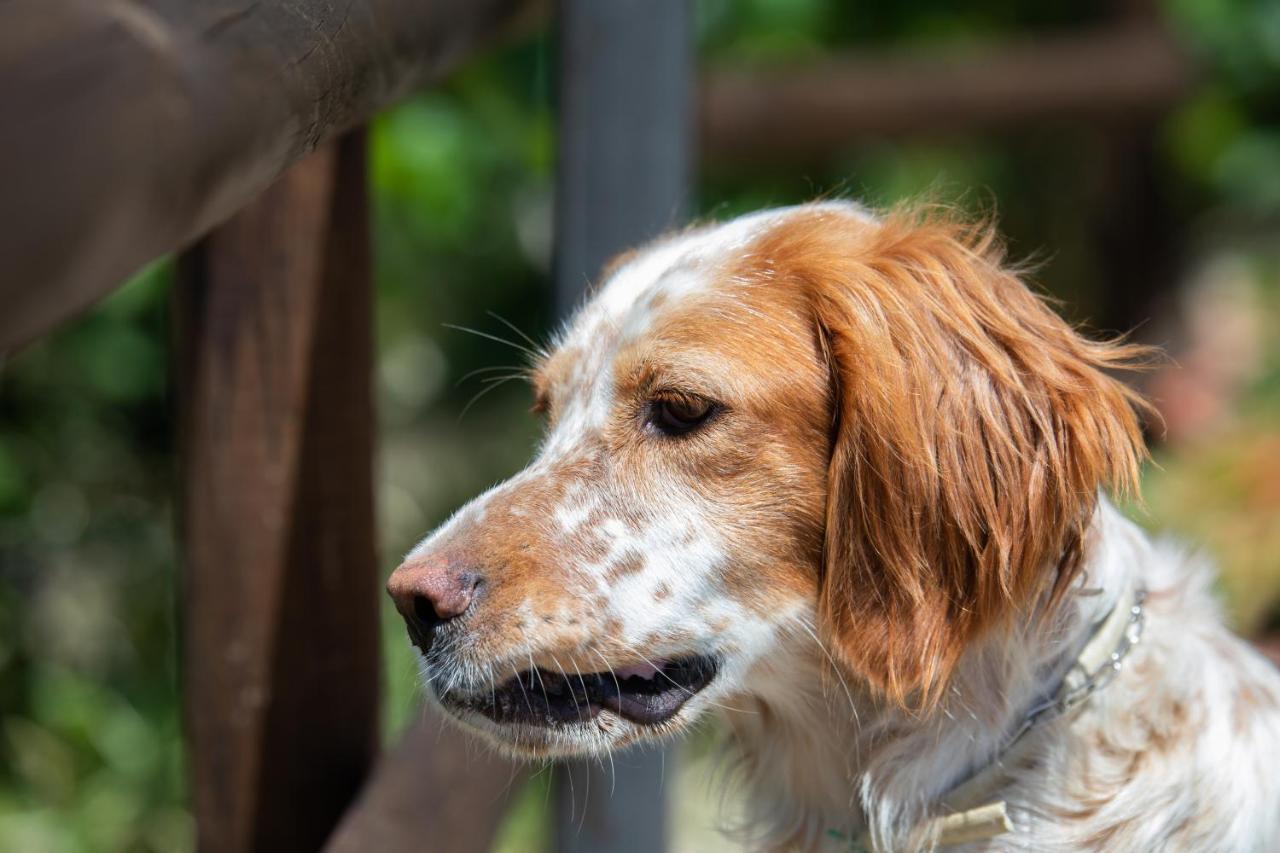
[931,585,1146,847]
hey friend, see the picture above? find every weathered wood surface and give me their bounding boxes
[324,710,524,853]
[0,0,535,350]
[175,134,378,853]
[553,2,693,850]
[701,23,1194,166]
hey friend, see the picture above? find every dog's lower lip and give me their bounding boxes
[446,655,717,728]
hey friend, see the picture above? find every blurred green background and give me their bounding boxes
[1,0,1278,850]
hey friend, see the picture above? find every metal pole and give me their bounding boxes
[553,1,693,851]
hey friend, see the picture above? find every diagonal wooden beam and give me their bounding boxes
[324,709,526,853]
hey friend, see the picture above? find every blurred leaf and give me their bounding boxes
[3,717,78,806]
[1165,90,1248,182]
[69,323,163,405]
[1215,130,1280,212]
[94,261,170,323]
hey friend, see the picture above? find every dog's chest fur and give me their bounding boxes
[725,502,1280,851]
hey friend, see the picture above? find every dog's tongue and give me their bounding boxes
[614,661,664,681]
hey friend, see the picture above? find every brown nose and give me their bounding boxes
[386,555,483,654]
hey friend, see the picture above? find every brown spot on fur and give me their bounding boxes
[570,528,613,564]
[1233,682,1278,734]
[604,552,645,582]
[1081,820,1129,850]
[1147,699,1193,753]
[1055,795,1113,824]
[653,582,672,601]
[654,627,696,647]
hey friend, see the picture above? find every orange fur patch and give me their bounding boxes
[737,205,1154,707]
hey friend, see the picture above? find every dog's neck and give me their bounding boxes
[723,499,1145,851]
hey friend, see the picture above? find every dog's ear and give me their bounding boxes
[784,208,1151,707]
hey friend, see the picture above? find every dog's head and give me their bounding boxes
[388,202,1148,757]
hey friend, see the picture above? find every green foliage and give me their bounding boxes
[0,264,181,851]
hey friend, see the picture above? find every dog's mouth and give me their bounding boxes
[444,655,717,728]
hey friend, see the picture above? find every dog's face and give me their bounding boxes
[388,203,1146,758]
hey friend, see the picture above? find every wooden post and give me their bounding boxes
[1093,1,1183,337]
[553,2,693,851]
[1091,126,1181,336]
[175,132,379,853]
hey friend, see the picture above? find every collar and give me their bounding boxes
[833,585,1147,851]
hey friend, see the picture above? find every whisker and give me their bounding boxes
[549,652,584,721]
[561,762,577,829]
[788,618,861,795]
[587,647,623,702]
[454,364,527,387]
[578,755,591,836]
[586,647,622,796]
[529,651,552,712]
[510,661,535,718]
[443,322,539,360]
[458,375,519,421]
[478,373,530,385]
[791,619,860,728]
[486,310,546,357]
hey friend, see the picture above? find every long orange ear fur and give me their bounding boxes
[755,205,1153,708]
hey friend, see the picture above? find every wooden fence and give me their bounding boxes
[2,2,537,850]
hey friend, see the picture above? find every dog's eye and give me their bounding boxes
[647,394,717,437]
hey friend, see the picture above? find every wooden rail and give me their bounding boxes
[0,0,535,351]
[701,23,1193,166]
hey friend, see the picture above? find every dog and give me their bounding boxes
[388,202,1280,851]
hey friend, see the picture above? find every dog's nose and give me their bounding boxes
[386,555,483,653]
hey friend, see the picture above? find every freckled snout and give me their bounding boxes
[386,554,484,655]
